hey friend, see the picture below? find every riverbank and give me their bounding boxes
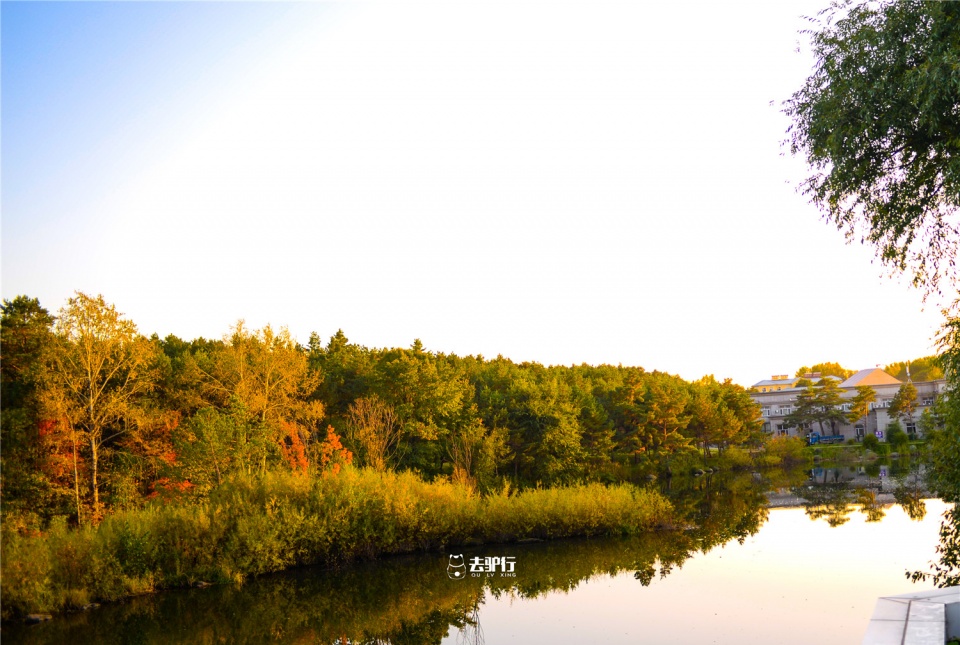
[1,468,673,621]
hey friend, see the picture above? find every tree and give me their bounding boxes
[784,385,820,435]
[889,381,919,424]
[785,0,960,295]
[814,379,848,435]
[886,421,909,452]
[847,384,876,433]
[794,362,854,380]
[346,395,403,471]
[39,293,160,521]
[199,322,321,427]
[0,296,62,520]
[641,373,691,454]
[884,356,944,383]
[785,380,846,436]
[787,0,959,589]
[908,316,960,587]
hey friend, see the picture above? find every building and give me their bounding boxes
[750,368,946,441]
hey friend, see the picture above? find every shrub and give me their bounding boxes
[0,468,674,620]
[717,446,753,471]
[862,434,880,453]
[886,423,909,452]
[762,436,810,467]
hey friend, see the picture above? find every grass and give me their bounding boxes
[0,467,672,620]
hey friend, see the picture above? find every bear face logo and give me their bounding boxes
[447,554,466,580]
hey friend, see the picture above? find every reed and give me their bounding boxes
[1,468,672,620]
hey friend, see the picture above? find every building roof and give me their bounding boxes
[752,377,800,388]
[840,368,902,388]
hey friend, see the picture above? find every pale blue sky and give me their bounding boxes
[1,1,948,386]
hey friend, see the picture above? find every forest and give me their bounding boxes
[1,292,768,529]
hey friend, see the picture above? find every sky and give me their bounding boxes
[1,1,950,387]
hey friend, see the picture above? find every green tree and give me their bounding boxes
[884,356,944,383]
[908,316,960,587]
[814,379,848,436]
[785,0,960,294]
[784,385,819,435]
[785,380,846,436]
[916,407,940,436]
[886,421,909,452]
[39,293,160,521]
[787,0,959,587]
[641,373,691,454]
[847,384,876,432]
[173,402,273,494]
[794,362,854,380]
[0,296,61,520]
[889,381,919,424]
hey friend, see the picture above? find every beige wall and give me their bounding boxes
[751,380,946,441]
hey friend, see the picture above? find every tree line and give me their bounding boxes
[793,359,944,383]
[1,292,764,527]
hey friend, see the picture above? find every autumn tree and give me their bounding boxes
[39,293,160,521]
[346,395,403,471]
[199,322,321,427]
[192,322,323,478]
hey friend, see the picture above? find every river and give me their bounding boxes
[3,469,950,644]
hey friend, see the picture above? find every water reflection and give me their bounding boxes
[2,468,935,645]
[790,458,929,527]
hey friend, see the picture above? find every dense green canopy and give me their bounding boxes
[785,0,960,295]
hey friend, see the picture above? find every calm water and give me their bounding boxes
[3,471,950,645]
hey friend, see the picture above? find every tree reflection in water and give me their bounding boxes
[894,456,928,521]
[455,598,484,645]
[4,469,921,645]
[797,483,855,527]
[855,488,886,523]
[793,459,930,527]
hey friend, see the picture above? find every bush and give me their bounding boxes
[0,468,674,620]
[862,434,880,453]
[887,423,909,452]
[761,436,810,467]
[717,446,753,471]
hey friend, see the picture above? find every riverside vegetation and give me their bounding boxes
[2,292,808,621]
[2,470,777,644]
[2,292,954,620]
[1,470,671,619]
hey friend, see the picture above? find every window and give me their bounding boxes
[906,421,917,436]
[855,424,864,437]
